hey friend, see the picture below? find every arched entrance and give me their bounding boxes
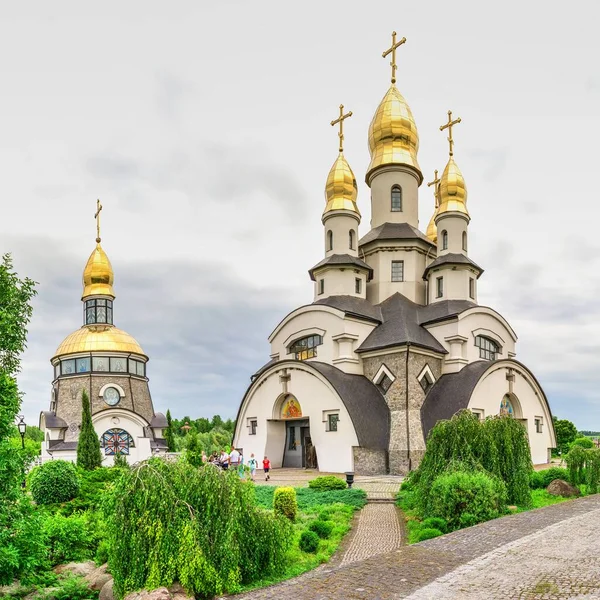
[275,395,315,469]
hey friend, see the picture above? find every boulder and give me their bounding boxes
[99,579,114,600]
[53,561,96,577]
[86,563,112,591]
[123,588,172,600]
[547,479,580,497]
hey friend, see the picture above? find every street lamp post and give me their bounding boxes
[17,415,27,488]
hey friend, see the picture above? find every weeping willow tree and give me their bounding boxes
[412,410,532,510]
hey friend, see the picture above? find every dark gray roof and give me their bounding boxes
[420,360,492,440]
[423,253,484,280]
[313,295,382,323]
[359,222,435,247]
[47,440,78,451]
[308,362,390,451]
[309,254,373,281]
[357,293,447,354]
[418,300,478,325]
[150,413,168,428]
[41,411,68,429]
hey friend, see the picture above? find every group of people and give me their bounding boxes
[202,448,271,481]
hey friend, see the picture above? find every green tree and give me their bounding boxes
[164,409,176,452]
[77,389,102,470]
[553,417,578,455]
[211,414,224,430]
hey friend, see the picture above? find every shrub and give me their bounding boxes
[421,517,447,533]
[572,437,594,449]
[103,459,291,599]
[113,453,128,469]
[273,487,298,521]
[426,470,507,531]
[565,445,587,485]
[299,530,320,553]
[42,513,99,566]
[529,467,570,489]
[309,519,334,539]
[586,448,600,494]
[29,460,80,505]
[414,527,443,542]
[308,475,347,491]
[254,486,367,511]
[37,574,98,600]
[77,389,102,470]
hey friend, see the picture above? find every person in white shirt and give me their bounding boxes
[229,447,240,468]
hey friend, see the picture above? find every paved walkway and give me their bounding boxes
[233,495,600,599]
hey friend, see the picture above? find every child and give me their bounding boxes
[262,456,271,481]
[248,453,258,481]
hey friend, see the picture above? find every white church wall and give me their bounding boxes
[313,266,367,300]
[369,167,419,228]
[235,364,360,473]
[468,362,555,465]
[323,214,360,257]
[436,214,468,256]
[270,308,376,374]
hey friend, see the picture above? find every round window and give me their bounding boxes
[103,386,121,407]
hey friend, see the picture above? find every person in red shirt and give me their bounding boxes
[262,456,271,481]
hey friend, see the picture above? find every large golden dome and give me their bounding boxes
[323,153,360,216]
[54,325,145,358]
[82,243,114,299]
[366,85,422,183]
[437,157,469,218]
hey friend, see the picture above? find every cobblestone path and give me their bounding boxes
[340,504,403,566]
[232,495,600,599]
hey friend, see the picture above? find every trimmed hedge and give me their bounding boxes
[299,530,319,553]
[273,487,298,521]
[29,460,80,505]
[309,519,334,539]
[414,527,443,542]
[308,475,347,491]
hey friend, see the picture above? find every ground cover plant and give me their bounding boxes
[254,485,367,511]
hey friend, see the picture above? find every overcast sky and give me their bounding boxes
[2,1,600,429]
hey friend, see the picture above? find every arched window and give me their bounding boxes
[462,231,467,251]
[475,335,500,360]
[441,230,448,250]
[327,230,333,251]
[391,186,402,212]
[349,230,355,250]
[288,334,323,361]
[102,428,135,455]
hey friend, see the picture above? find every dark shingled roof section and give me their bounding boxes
[418,299,478,325]
[48,440,78,451]
[41,411,68,429]
[423,253,484,280]
[309,361,389,451]
[420,360,492,440]
[309,254,373,281]
[357,293,447,354]
[150,413,168,428]
[359,222,435,247]
[313,295,382,323]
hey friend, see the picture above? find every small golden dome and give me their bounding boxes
[54,325,145,358]
[323,153,360,216]
[426,206,439,243]
[366,85,422,183]
[438,157,469,217]
[82,243,114,299]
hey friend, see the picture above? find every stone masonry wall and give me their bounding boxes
[363,349,443,474]
[353,447,388,475]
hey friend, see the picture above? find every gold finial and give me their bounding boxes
[330,104,353,153]
[94,199,103,243]
[382,31,406,85]
[427,169,441,208]
[440,110,462,157]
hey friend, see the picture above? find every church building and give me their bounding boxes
[39,202,168,464]
[234,34,556,475]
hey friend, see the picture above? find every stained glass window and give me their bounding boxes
[84,299,113,325]
[499,395,514,417]
[475,336,500,360]
[92,357,108,372]
[110,357,126,372]
[76,357,91,373]
[289,335,323,361]
[102,428,135,455]
[327,413,339,432]
[62,359,75,375]
[136,361,145,377]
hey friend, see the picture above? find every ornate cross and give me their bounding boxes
[279,369,291,394]
[427,169,441,207]
[440,110,462,157]
[94,199,103,243]
[330,104,353,153]
[382,31,406,84]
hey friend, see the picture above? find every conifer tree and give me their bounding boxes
[165,409,176,452]
[77,388,102,470]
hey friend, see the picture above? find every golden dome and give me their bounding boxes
[366,85,422,183]
[323,153,360,216]
[438,157,469,218]
[426,206,439,243]
[54,325,145,358]
[82,243,114,299]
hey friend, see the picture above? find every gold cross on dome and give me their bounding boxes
[94,199,103,243]
[382,31,406,84]
[427,169,441,207]
[330,104,353,153]
[440,110,462,157]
